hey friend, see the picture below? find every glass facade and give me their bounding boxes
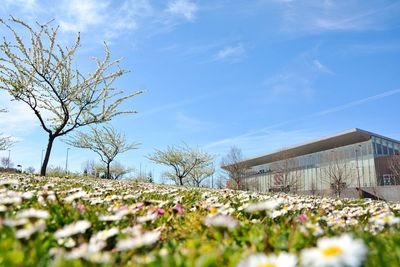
[243,135,400,193]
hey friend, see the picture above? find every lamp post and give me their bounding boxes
[40,149,44,172]
[65,148,70,175]
[355,146,362,198]
[7,149,10,169]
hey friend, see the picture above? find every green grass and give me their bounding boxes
[0,174,399,267]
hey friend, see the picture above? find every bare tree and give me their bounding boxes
[221,146,249,190]
[0,109,16,150]
[389,154,400,182]
[0,156,13,168]
[0,135,13,151]
[65,126,138,179]
[188,163,215,187]
[323,151,353,197]
[24,166,35,174]
[215,175,227,189]
[148,144,214,186]
[0,17,143,175]
[94,161,133,180]
[161,170,181,185]
[46,165,65,177]
[82,159,96,177]
[131,170,153,183]
[270,151,302,193]
[310,180,318,196]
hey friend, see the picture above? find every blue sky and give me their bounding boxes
[0,0,400,183]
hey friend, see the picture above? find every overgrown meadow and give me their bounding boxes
[1,174,400,267]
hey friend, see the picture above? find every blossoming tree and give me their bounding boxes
[0,17,143,175]
[148,144,214,186]
[65,126,138,179]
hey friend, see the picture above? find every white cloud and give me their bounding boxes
[134,92,218,119]
[262,73,313,102]
[259,49,330,103]
[0,92,38,135]
[1,0,198,43]
[167,0,198,21]
[103,0,153,40]
[214,43,245,62]
[174,112,214,132]
[313,59,334,74]
[3,0,39,14]
[59,0,109,32]
[272,1,400,34]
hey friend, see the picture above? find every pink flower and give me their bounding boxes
[136,202,145,209]
[156,208,165,215]
[150,208,165,216]
[172,204,184,215]
[74,203,86,213]
[298,214,308,223]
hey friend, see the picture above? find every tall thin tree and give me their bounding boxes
[221,146,248,190]
[0,17,143,175]
[65,126,138,179]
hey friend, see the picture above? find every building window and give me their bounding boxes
[382,145,388,155]
[376,144,382,155]
[383,174,395,186]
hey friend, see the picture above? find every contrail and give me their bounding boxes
[205,87,400,149]
[312,88,400,117]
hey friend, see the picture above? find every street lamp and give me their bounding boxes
[40,149,44,172]
[65,148,70,175]
[7,149,11,169]
[355,146,362,198]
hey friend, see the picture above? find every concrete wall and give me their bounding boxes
[300,186,400,202]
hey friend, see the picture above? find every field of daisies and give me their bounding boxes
[1,174,400,267]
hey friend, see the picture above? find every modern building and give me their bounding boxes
[234,129,400,200]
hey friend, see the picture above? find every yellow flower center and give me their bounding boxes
[322,245,343,257]
[258,263,276,267]
[210,207,218,214]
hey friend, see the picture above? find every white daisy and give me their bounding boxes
[116,230,160,251]
[0,205,6,212]
[15,221,46,239]
[203,214,238,229]
[236,252,297,267]
[244,199,283,213]
[16,208,50,220]
[137,212,158,224]
[369,212,400,226]
[90,227,119,243]
[301,234,368,267]
[54,220,91,239]
[64,191,87,203]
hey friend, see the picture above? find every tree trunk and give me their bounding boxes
[179,176,183,186]
[106,162,111,179]
[41,135,55,176]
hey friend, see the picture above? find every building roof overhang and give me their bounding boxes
[224,128,400,168]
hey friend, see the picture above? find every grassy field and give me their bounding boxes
[0,174,399,267]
